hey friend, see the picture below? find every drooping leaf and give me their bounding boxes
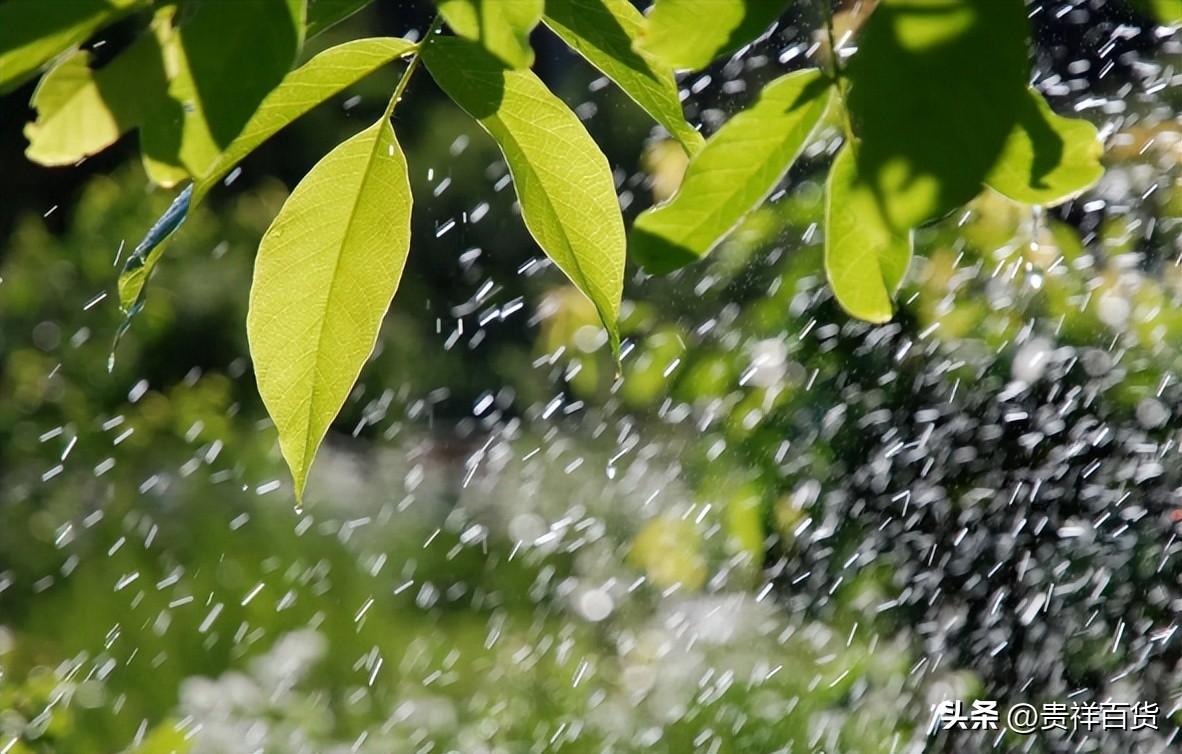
[247,118,413,500]
[637,0,790,71]
[543,0,703,154]
[985,88,1104,206]
[307,0,373,37]
[846,0,1030,231]
[0,0,145,93]
[144,0,305,178]
[630,69,831,274]
[437,0,543,69]
[824,144,913,323]
[423,36,625,354]
[118,37,414,313]
[24,26,170,166]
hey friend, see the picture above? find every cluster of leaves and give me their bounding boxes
[6,0,1106,498]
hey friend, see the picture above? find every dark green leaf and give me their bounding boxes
[307,0,373,37]
[143,0,305,178]
[0,0,145,93]
[846,0,1030,231]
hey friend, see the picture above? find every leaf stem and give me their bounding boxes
[823,1,842,83]
[819,0,857,145]
[382,14,443,121]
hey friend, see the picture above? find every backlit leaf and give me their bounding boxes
[248,118,412,500]
[24,26,169,166]
[631,69,830,274]
[424,36,625,354]
[637,0,789,71]
[985,88,1104,206]
[0,0,144,93]
[118,37,413,314]
[437,0,543,69]
[846,0,1030,231]
[543,0,703,154]
[825,144,913,323]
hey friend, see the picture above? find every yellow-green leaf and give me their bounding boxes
[631,69,830,274]
[824,144,913,323]
[23,27,168,166]
[248,118,412,500]
[0,0,144,93]
[118,37,414,314]
[637,0,790,71]
[424,36,625,354]
[194,37,415,204]
[437,0,543,69]
[985,88,1104,206]
[543,0,703,154]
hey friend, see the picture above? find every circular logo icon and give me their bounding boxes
[1007,703,1039,734]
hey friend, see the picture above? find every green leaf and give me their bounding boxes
[985,88,1104,206]
[543,0,703,154]
[23,26,169,166]
[846,0,1030,231]
[1132,0,1182,23]
[0,0,144,93]
[630,69,831,274]
[437,0,543,69]
[194,37,415,204]
[423,36,625,354]
[637,0,789,71]
[824,144,913,323]
[23,50,129,165]
[307,0,373,37]
[118,36,414,314]
[146,0,306,178]
[247,117,412,500]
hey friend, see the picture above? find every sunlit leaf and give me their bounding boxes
[0,0,145,93]
[437,0,543,69]
[543,0,703,154]
[145,0,305,178]
[23,51,129,165]
[985,88,1104,206]
[846,0,1029,231]
[824,144,913,323]
[307,0,373,37]
[248,118,412,500]
[637,0,789,71]
[23,26,169,166]
[118,37,414,314]
[631,69,830,274]
[424,36,625,354]
[194,37,414,204]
